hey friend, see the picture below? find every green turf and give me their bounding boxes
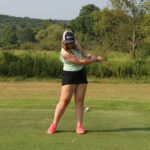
[0,81,150,150]
[0,109,150,150]
[0,98,150,112]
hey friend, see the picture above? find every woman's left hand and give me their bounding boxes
[97,56,106,62]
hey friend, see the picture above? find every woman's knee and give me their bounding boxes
[75,98,84,106]
[59,98,71,107]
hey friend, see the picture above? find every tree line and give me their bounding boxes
[0,51,149,78]
[0,0,150,58]
[0,14,66,50]
[69,0,150,58]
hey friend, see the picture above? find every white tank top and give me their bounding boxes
[60,48,84,71]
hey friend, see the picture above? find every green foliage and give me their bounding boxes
[0,25,36,49]
[0,51,149,78]
[0,3,149,57]
[0,26,18,46]
[20,42,37,50]
[86,58,150,78]
[70,8,132,52]
[0,14,43,28]
[143,0,150,14]
[35,29,48,41]
[0,51,62,77]
[36,24,64,50]
[69,2,150,57]
[17,28,36,44]
[0,15,67,51]
[79,4,100,16]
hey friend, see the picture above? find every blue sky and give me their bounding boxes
[0,0,109,20]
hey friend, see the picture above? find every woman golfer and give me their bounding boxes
[47,31,105,134]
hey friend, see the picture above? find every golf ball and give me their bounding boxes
[85,107,90,112]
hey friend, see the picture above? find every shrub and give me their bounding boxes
[0,51,149,78]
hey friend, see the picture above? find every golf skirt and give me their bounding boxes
[62,68,88,86]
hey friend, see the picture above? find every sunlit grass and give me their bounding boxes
[0,81,150,150]
[0,81,150,110]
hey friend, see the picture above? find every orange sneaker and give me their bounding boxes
[47,123,57,134]
[76,123,85,134]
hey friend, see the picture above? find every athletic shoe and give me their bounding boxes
[47,123,57,134]
[76,123,85,134]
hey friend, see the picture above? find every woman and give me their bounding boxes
[47,31,105,134]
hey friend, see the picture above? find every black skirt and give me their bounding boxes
[62,68,88,86]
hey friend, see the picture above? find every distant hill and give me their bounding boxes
[0,14,69,29]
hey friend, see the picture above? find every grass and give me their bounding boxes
[1,109,150,150]
[0,81,150,150]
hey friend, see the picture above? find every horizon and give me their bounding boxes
[0,13,71,21]
[0,0,109,20]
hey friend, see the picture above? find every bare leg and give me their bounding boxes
[74,84,87,125]
[52,84,76,125]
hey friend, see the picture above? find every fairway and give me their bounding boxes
[0,81,150,150]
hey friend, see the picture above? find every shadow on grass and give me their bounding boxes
[86,127,150,133]
[54,127,150,134]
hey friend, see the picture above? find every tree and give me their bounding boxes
[139,13,150,56]
[79,4,100,16]
[36,24,64,50]
[110,0,146,58]
[92,8,131,51]
[35,29,47,41]
[17,28,35,44]
[1,26,18,47]
[70,6,132,51]
[142,0,150,14]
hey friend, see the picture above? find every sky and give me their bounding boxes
[0,0,109,20]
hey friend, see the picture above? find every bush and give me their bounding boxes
[0,51,150,78]
[0,51,63,77]
[20,42,36,50]
[86,58,150,78]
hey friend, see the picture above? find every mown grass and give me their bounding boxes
[0,81,150,150]
[0,82,150,110]
[1,108,150,150]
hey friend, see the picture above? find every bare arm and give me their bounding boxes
[75,41,105,61]
[61,49,98,66]
[75,41,92,58]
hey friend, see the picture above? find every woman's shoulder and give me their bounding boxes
[61,48,67,54]
[61,48,71,59]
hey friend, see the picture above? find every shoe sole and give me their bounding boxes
[47,130,55,135]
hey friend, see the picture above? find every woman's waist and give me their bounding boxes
[63,64,83,72]
[62,67,85,73]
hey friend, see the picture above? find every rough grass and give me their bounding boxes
[0,50,150,78]
[0,81,150,150]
